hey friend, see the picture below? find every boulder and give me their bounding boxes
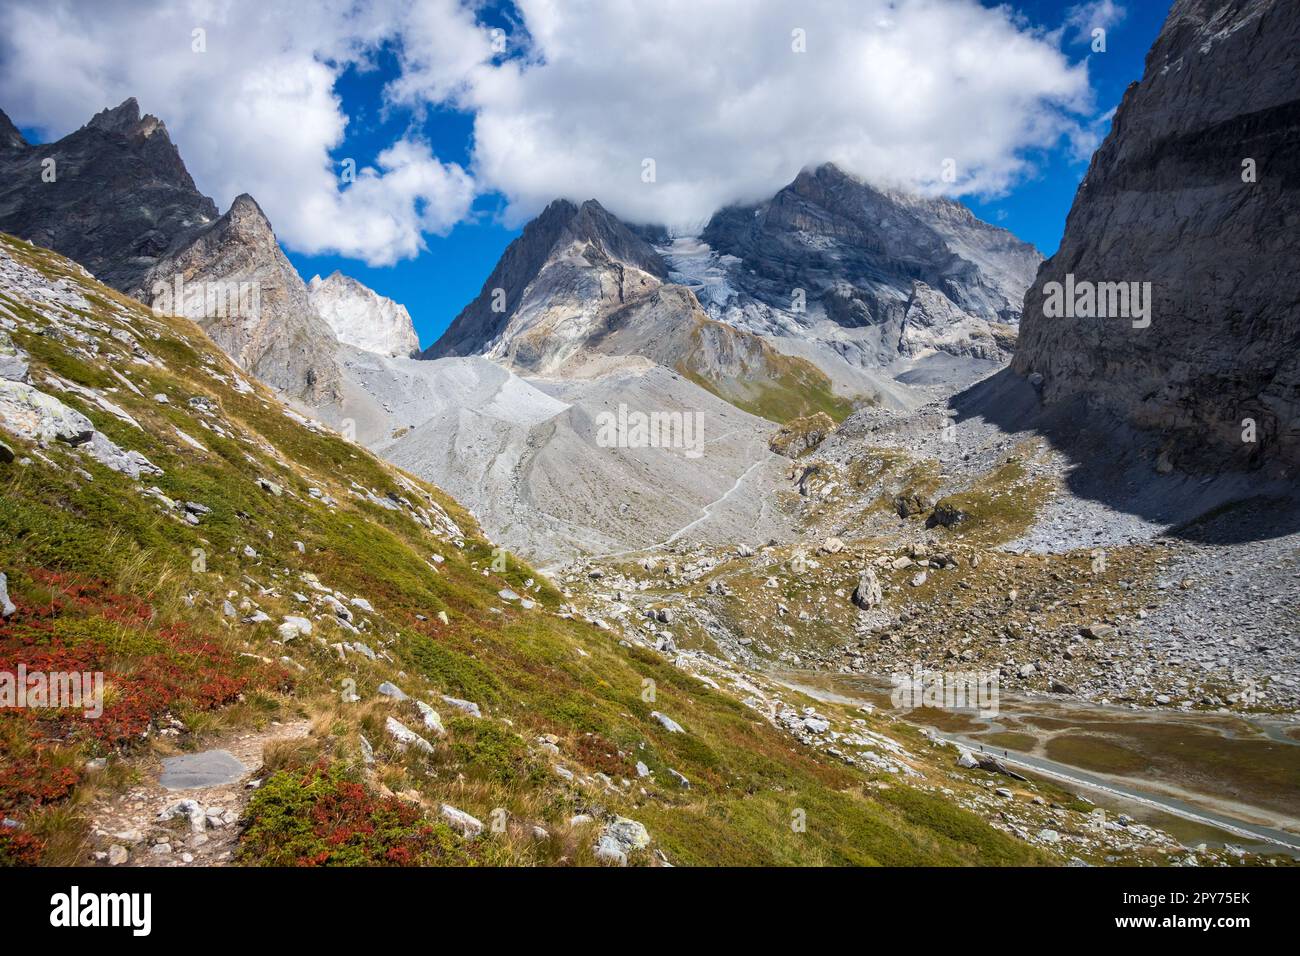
[893,493,930,519]
[0,572,15,618]
[85,431,162,479]
[594,816,650,865]
[439,803,484,838]
[277,616,312,641]
[851,568,883,610]
[0,380,94,445]
[414,701,445,735]
[157,799,207,833]
[385,716,434,755]
[440,695,481,717]
[649,711,684,733]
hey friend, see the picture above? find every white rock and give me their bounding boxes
[439,803,484,839]
[308,272,419,358]
[414,701,445,735]
[385,716,434,755]
[278,616,312,641]
[0,572,15,618]
[649,711,684,733]
[595,816,650,864]
[157,799,207,833]
[0,380,94,445]
[440,695,481,717]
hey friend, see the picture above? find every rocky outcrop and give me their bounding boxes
[769,412,835,458]
[135,195,342,404]
[0,98,219,292]
[1012,0,1300,473]
[308,271,419,358]
[690,163,1040,366]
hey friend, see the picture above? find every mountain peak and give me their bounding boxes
[308,271,419,358]
[0,97,219,291]
[0,107,27,151]
[423,196,666,359]
[226,192,271,227]
[86,97,142,134]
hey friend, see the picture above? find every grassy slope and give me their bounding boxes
[0,233,1042,867]
[677,321,857,425]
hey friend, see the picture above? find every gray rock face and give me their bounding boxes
[1012,0,1300,473]
[0,98,220,292]
[424,198,667,361]
[0,329,28,382]
[417,196,850,417]
[0,379,95,445]
[134,194,342,404]
[694,163,1041,366]
[159,751,248,790]
[0,99,341,405]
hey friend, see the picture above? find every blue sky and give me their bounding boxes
[7,0,1174,350]
[966,0,1169,262]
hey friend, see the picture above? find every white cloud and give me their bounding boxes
[0,0,478,266]
[451,0,1094,229]
[0,0,1099,253]
[1063,1,1127,45]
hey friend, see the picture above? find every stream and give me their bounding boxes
[774,669,1300,857]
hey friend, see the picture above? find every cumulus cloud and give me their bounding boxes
[0,0,1100,252]
[0,0,478,265]
[451,0,1093,229]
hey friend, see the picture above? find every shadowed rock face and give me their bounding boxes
[696,163,1041,365]
[0,98,220,291]
[134,195,342,404]
[1013,0,1300,474]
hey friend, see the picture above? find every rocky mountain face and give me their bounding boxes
[427,169,1038,408]
[689,163,1041,369]
[423,198,667,366]
[308,271,419,358]
[133,195,342,404]
[1012,0,1300,474]
[0,98,343,405]
[0,98,219,291]
[423,197,850,422]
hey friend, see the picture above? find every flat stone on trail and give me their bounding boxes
[159,750,248,790]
